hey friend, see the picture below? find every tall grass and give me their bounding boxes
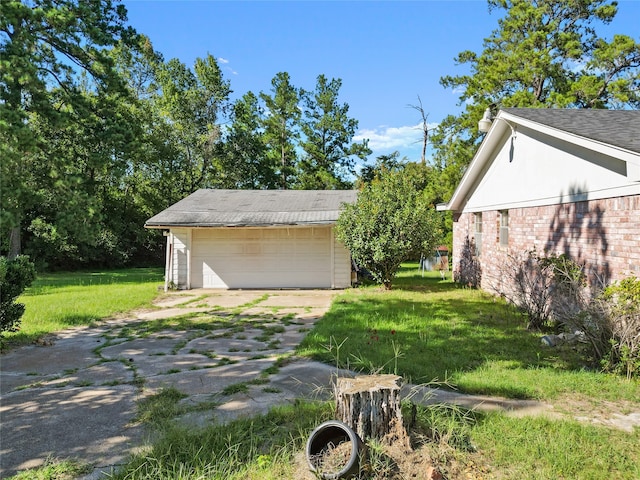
[6,268,163,347]
[111,399,333,480]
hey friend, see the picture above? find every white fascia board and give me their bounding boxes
[445,114,513,212]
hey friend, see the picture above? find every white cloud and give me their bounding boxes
[217,57,238,75]
[354,122,439,153]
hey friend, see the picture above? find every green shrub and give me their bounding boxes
[599,276,640,378]
[0,255,36,342]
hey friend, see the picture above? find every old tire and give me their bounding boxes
[306,420,364,479]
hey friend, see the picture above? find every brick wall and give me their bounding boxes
[452,194,640,293]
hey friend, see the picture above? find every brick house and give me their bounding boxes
[438,108,640,293]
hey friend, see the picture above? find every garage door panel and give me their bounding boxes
[191,227,333,288]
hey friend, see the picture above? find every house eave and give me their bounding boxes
[443,109,640,213]
[145,221,337,229]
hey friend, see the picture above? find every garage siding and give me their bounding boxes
[170,229,190,288]
[333,231,352,288]
[189,226,337,289]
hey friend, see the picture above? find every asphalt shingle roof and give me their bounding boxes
[503,108,640,154]
[145,189,358,228]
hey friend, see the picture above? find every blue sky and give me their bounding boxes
[122,0,640,164]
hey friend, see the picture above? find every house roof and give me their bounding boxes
[502,108,640,154]
[438,108,640,213]
[145,189,358,228]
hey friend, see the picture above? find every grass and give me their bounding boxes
[4,268,163,347]
[471,414,640,479]
[7,457,92,480]
[297,265,639,402]
[110,399,333,480]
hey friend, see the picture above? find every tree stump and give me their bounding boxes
[334,374,409,446]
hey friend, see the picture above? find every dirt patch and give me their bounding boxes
[550,393,640,431]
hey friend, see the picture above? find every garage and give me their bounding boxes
[145,189,357,290]
[191,227,332,288]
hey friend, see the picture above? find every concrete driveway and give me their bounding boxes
[0,289,347,478]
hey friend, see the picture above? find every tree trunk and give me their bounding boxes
[8,225,21,259]
[334,374,409,446]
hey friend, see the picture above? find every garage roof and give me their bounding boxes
[145,189,359,228]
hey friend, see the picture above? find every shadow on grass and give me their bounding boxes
[298,268,591,399]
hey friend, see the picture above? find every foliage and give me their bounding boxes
[335,170,441,289]
[220,92,277,189]
[153,54,231,196]
[110,401,333,480]
[0,255,36,341]
[7,457,92,480]
[540,253,624,370]
[259,72,301,190]
[0,0,137,259]
[472,413,640,480]
[298,74,371,189]
[493,249,557,329]
[432,0,640,201]
[597,277,640,378]
[496,249,640,378]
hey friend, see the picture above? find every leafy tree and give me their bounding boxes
[260,72,301,189]
[0,0,137,258]
[19,84,141,268]
[432,0,640,201]
[335,169,441,290]
[220,92,278,189]
[153,54,232,196]
[357,151,406,187]
[298,75,371,189]
[0,255,36,342]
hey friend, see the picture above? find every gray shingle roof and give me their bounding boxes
[145,189,358,228]
[503,108,640,154]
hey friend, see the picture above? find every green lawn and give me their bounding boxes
[5,267,164,347]
[298,265,639,402]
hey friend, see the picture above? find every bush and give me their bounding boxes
[598,277,640,379]
[335,169,441,290]
[502,249,640,378]
[494,249,555,330]
[0,255,36,342]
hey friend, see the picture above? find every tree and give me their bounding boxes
[220,92,278,189]
[260,72,301,189]
[335,169,441,290]
[432,0,640,201]
[0,255,36,342]
[298,75,371,189]
[153,54,232,197]
[357,151,405,186]
[0,0,137,258]
[407,95,430,165]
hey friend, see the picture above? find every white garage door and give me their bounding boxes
[191,227,333,288]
